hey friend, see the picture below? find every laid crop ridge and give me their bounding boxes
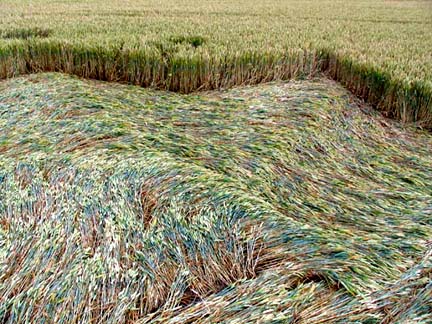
[0,23,431,127]
[0,74,431,322]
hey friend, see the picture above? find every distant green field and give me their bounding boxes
[0,0,431,126]
[0,73,431,323]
